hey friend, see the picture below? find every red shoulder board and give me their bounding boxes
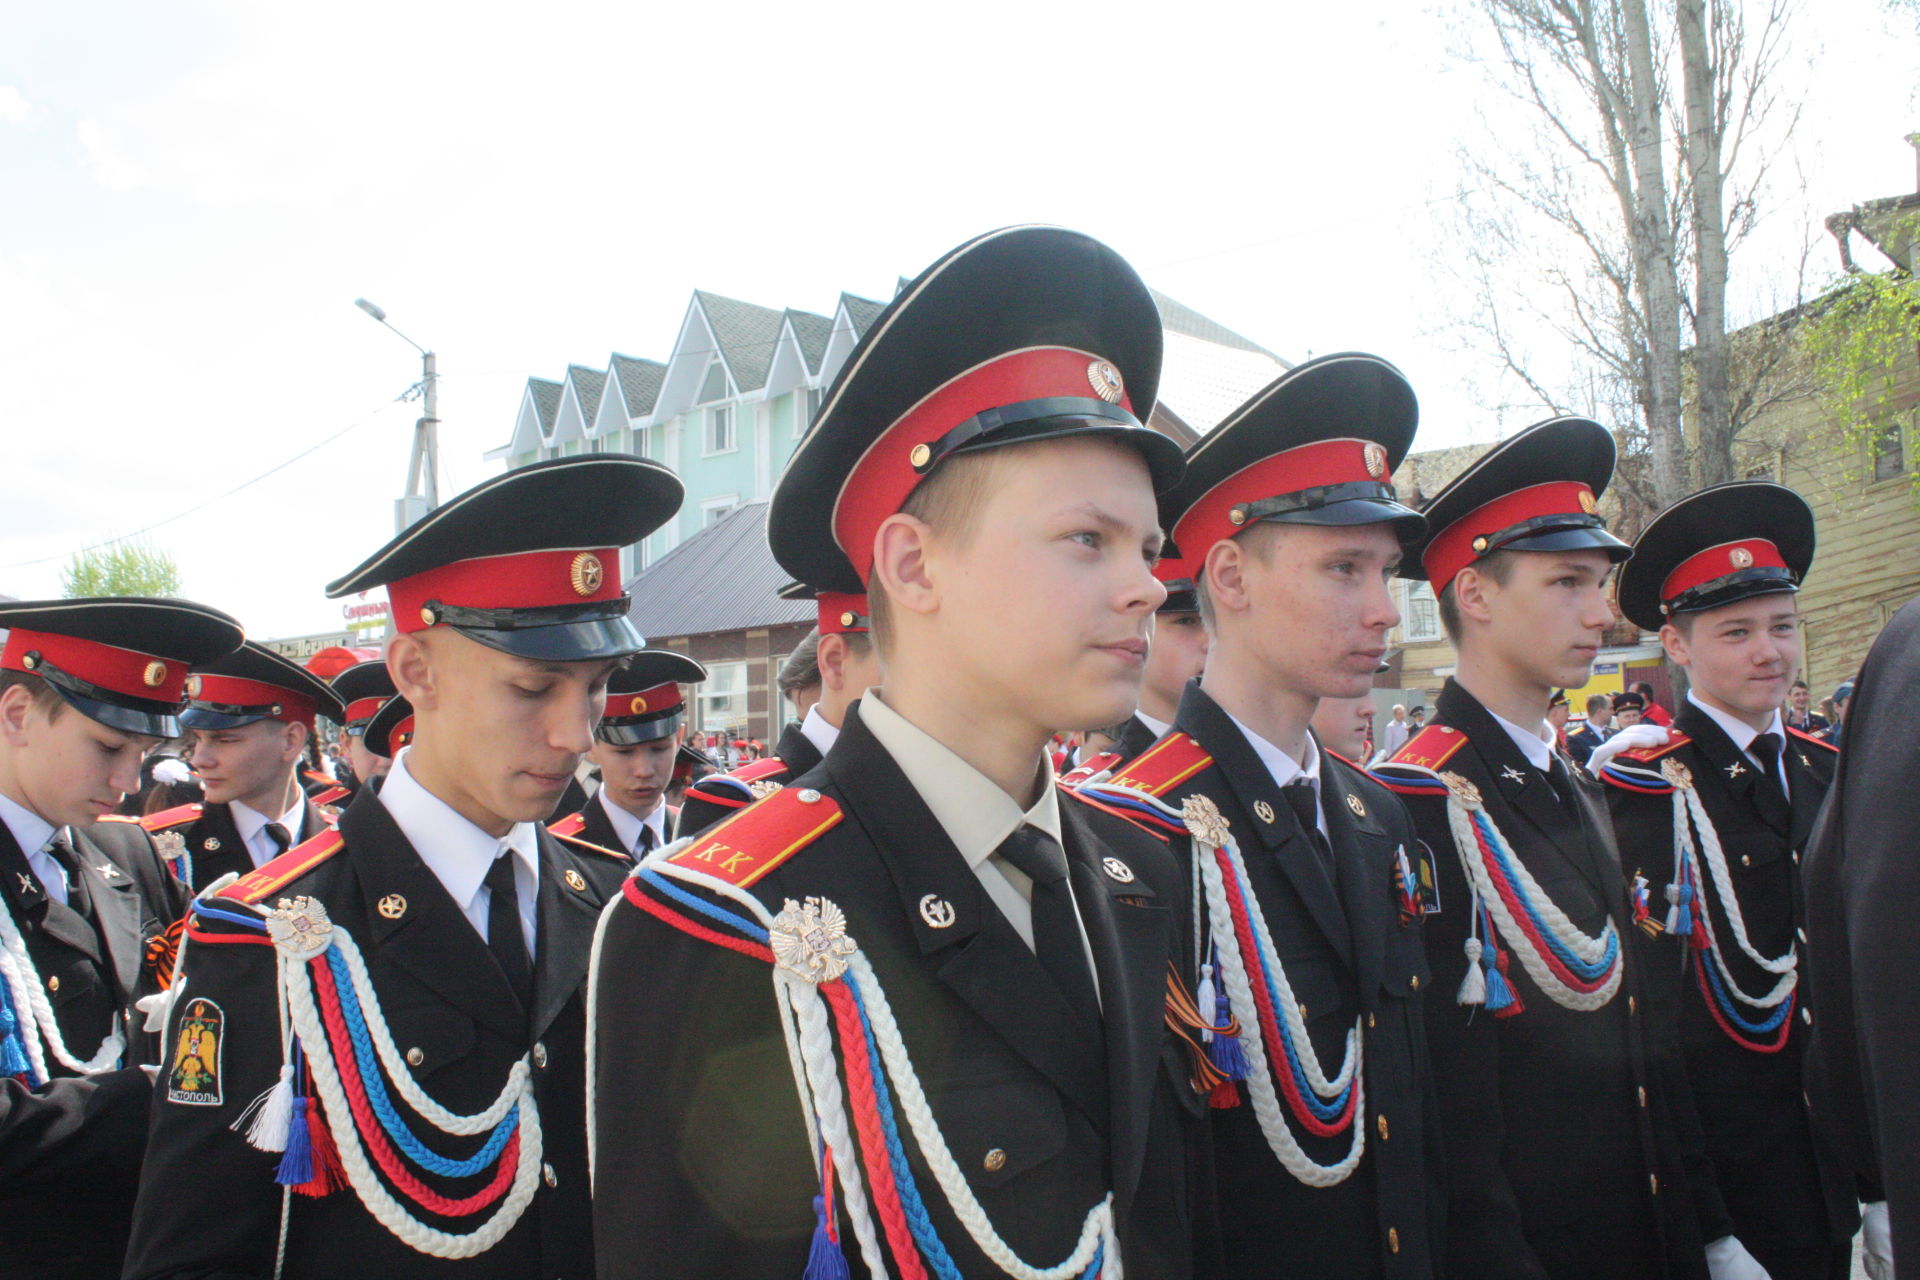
[1107,733,1214,797]
[1612,729,1693,765]
[1060,751,1124,787]
[218,829,346,904]
[140,803,204,832]
[1787,726,1838,753]
[548,811,588,838]
[666,786,842,889]
[311,785,351,807]
[550,828,629,862]
[731,756,792,784]
[1388,725,1469,771]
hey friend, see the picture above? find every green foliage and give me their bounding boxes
[59,538,184,598]
[1801,257,1920,495]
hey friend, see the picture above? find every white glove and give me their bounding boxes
[1862,1201,1892,1280]
[1583,723,1672,775]
[151,757,195,784]
[1704,1235,1771,1280]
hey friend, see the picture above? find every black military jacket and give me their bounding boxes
[1564,721,1607,770]
[1111,714,1161,763]
[1123,682,1441,1279]
[1602,702,1856,1254]
[1378,680,1713,1280]
[122,785,631,1280]
[674,718,825,840]
[0,814,185,1279]
[144,797,332,895]
[591,704,1197,1279]
[553,788,676,857]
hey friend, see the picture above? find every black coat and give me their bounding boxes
[590,704,1197,1278]
[1803,597,1920,1265]
[0,815,186,1279]
[554,789,675,857]
[674,719,825,840]
[146,797,331,895]
[1564,722,1608,770]
[1379,680,1712,1280]
[1111,714,1161,763]
[1147,683,1443,1279]
[122,786,631,1280]
[1602,702,1855,1259]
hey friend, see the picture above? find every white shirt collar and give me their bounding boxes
[381,748,541,915]
[597,786,666,854]
[799,703,840,758]
[857,689,1061,872]
[1686,688,1785,756]
[1222,711,1322,792]
[0,789,57,861]
[1134,709,1172,740]
[231,794,306,847]
[1488,707,1555,771]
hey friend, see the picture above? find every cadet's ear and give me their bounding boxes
[387,633,437,712]
[0,682,33,747]
[1451,566,1497,629]
[1203,538,1252,619]
[871,513,939,621]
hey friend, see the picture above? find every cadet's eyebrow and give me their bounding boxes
[1058,502,1162,543]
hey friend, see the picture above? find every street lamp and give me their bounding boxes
[355,298,440,533]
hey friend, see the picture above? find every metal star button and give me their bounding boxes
[1254,800,1277,824]
[918,894,956,928]
[769,896,858,984]
[1346,793,1367,817]
[377,893,408,919]
[563,869,587,892]
[1101,857,1136,884]
[203,837,222,852]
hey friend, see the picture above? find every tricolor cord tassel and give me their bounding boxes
[1202,966,1249,1083]
[802,1194,850,1280]
[1486,950,1523,1017]
[1458,938,1488,1007]
[295,1097,344,1198]
[1664,882,1693,938]
[236,1063,297,1153]
[275,1095,315,1188]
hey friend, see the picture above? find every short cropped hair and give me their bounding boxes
[777,631,822,699]
[1436,550,1520,643]
[1586,693,1611,716]
[1193,522,1288,632]
[867,449,1010,653]
[0,671,67,721]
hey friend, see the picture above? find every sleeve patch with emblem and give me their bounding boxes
[166,998,225,1105]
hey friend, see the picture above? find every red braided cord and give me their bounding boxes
[1218,848,1358,1139]
[822,981,930,1280]
[1473,817,1614,995]
[621,878,776,964]
[1692,950,1794,1053]
[311,958,522,1216]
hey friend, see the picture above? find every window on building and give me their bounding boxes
[702,496,738,528]
[1404,581,1441,642]
[697,661,749,735]
[698,358,729,405]
[707,404,735,454]
[1872,417,1906,483]
[803,386,823,433]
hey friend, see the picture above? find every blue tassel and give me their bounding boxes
[1483,951,1516,1013]
[801,1195,849,1280]
[1665,882,1693,938]
[275,1096,314,1187]
[0,1030,29,1078]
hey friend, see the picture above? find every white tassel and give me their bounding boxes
[236,1063,297,1152]
[1195,963,1217,1044]
[1457,937,1487,1006]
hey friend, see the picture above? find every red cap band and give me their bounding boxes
[1661,539,1788,605]
[391,715,416,749]
[342,696,387,725]
[610,682,683,719]
[388,547,621,632]
[1172,438,1389,559]
[831,347,1133,585]
[1422,481,1598,590]
[818,592,870,636]
[187,673,318,726]
[0,628,187,703]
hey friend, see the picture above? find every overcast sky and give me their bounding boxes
[1,0,1911,638]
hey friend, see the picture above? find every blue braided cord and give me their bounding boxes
[1368,769,1449,792]
[843,976,963,1280]
[320,948,517,1178]
[1077,788,1185,832]
[1225,852,1353,1121]
[1472,812,1619,981]
[1697,953,1793,1033]
[190,901,271,931]
[1600,764,1671,793]
[1081,1242,1104,1279]
[634,867,770,944]
[694,775,756,796]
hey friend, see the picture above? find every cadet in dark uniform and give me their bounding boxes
[1084,353,1444,1278]
[331,659,399,797]
[1370,419,1716,1280]
[0,596,243,1279]
[592,225,1199,1279]
[123,455,684,1280]
[675,584,881,838]
[1598,483,1864,1280]
[140,641,348,894]
[1801,597,1914,1280]
[548,650,706,855]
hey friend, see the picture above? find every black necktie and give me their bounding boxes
[484,852,534,1015]
[995,826,1101,1028]
[1544,755,1578,808]
[44,834,88,916]
[1747,734,1791,828]
[1282,780,1338,888]
[635,823,656,857]
[264,823,292,856]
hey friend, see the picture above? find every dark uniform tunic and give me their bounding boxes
[0,815,186,1279]
[1377,680,1714,1280]
[1112,682,1442,1279]
[122,785,630,1280]
[591,705,1198,1279]
[1601,701,1855,1279]
[550,789,676,856]
[142,797,333,895]
[674,718,826,840]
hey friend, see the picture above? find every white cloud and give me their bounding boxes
[76,119,148,190]
[0,86,31,125]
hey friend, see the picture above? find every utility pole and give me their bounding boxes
[354,298,440,532]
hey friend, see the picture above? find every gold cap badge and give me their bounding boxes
[570,552,604,597]
[1087,359,1125,404]
[1363,442,1388,479]
[1578,489,1599,515]
[628,694,649,715]
[1729,546,1754,569]
[184,675,202,698]
[143,661,170,688]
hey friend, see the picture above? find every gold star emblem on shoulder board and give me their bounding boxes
[1254,800,1277,824]
[1500,765,1527,784]
[1345,793,1367,817]
[377,893,407,919]
[1725,761,1747,779]
[563,869,587,892]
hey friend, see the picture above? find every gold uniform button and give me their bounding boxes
[1388,1227,1401,1253]
[1740,854,1752,867]
[983,1148,1007,1172]
[406,1046,424,1067]
[1377,1114,1390,1141]
[46,975,58,992]
[533,1042,548,1068]
[542,1162,557,1188]
[1298,1003,1308,1020]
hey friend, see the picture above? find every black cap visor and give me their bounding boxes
[1157,579,1198,614]
[933,399,1184,494]
[597,709,685,746]
[1663,568,1800,620]
[433,598,646,664]
[363,695,413,759]
[180,703,279,731]
[47,681,181,739]
[1244,484,1428,543]
[1483,515,1631,563]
